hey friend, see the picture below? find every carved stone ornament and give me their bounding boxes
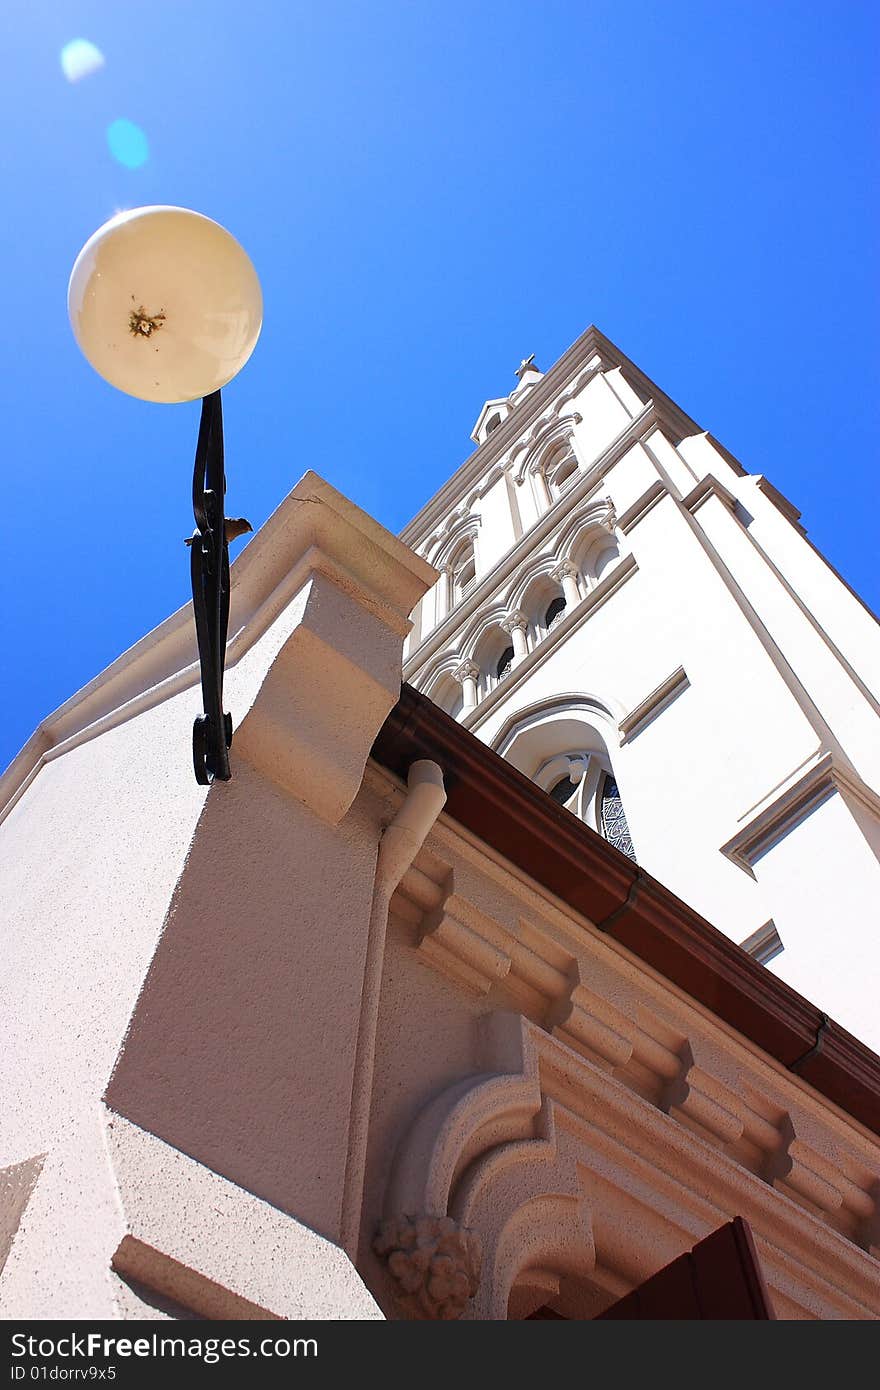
[452,659,480,685]
[373,1214,482,1319]
[501,609,528,635]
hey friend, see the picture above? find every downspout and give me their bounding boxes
[340,759,446,1258]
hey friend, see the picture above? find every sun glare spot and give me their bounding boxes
[60,39,105,83]
[106,120,149,170]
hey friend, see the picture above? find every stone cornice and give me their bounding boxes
[619,666,690,743]
[682,473,738,516]
[721,750,880,877]
[400,326,701,548]
[751,474,806,533]
[617,479,669,534]
[416,1014,878,1312]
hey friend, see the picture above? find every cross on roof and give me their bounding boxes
[514,353,538,380]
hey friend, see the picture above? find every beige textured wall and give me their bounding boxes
[0,691,209,1317]
[105,757,381,1238]
[0,473,434,1319]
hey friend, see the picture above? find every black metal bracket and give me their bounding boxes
[190,391,233,784]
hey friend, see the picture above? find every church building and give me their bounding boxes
[1,327,878,1320]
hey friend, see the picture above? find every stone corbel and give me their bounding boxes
[662,1041,745,1148]
[376,1014,592,1320]
[763,1115,847,1218]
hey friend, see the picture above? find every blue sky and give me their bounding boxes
[2,2,878,774]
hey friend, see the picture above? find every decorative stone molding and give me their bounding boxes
[721,750,880,877]
[548,561,580,610]
[2,472,437,830]
[377,1007,880,1319]
[452,660,480,686]
[619,666,690,743]
[430,515,482,570]
[500,610,528,635]
[456,563,640,732]
[402,406,657,682]
[740,920,784,965]
[682,473,738,516]
[387,836,880,1277]
[373,1214,482,1319]
[223,473,437,826]
[549,559,579,584]
[617,479,668,534]
[513,415,582,486]
[751,474,807,535]
[556,496,618,557]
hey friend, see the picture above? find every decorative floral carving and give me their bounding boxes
[452,659,480,685]
[373,1214,482,1319]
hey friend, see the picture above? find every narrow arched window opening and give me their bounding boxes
[448,541,477,610]
[549,775,577,808]
[496,646,515,680]
[544,596,566,631]
[553,457,578,489]
[600,774,636,861]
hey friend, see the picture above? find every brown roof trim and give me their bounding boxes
[372,685,880,1137]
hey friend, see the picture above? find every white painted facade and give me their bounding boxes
[403,327,880,1052]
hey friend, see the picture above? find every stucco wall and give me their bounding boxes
[0,472,433,1319]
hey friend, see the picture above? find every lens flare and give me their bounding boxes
[106,119,149,169]
[60,39,105,83]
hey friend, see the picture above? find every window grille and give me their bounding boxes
[545,596,566,630]
[600,774,636,861]
[496,646,514,680]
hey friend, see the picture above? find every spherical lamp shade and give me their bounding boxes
[68,206,263,403]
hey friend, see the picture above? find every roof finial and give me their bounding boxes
[514,353,538,380]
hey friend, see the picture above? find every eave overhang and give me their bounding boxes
[372,683,880,1137]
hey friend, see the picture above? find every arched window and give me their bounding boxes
[544,596,566,631]
[546,448,580,501]
[494,698,637,861]
[448,541,477,609]
[570,529,621,591]
[496,646,515,680]
[485,412,502,436]
[545,760,636,861]
[426,672,464,721]
[549,774,578,808]
[518,574,564,646]
[599,774,635,860]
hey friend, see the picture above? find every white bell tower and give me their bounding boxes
[401,325,880,1051]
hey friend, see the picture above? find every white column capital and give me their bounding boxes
[452,659,480,684]
[550,559,579,583]
[501,610,528,636]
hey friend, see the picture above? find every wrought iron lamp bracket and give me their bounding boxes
[189,391,233,784]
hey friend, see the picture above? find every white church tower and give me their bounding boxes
[401,326,880,1051]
